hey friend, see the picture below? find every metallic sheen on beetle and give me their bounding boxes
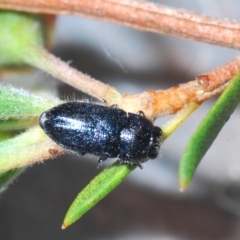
[39,102,162,167]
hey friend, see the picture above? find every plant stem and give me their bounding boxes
[0,126,66,172]
[1,0,240,49]
[118,56,240,120]
[26,46,121,104]
[197,56,240,91]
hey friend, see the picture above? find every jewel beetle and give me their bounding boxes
[39,102,162,167]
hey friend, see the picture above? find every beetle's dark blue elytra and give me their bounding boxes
[39,102,162,167]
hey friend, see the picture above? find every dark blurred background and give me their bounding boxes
[1,1,240,239]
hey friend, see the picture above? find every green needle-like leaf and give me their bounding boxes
[63,162,135,228]
[0,168,25,193]
[0,85,60,119]
[0,126,49,171]
[0,132,25,193]
[179,72,240,190]
[0,118,38,131]
[0,85,62,172]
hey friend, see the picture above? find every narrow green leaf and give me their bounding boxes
[0,10,45,67]
[0,168,25,193]
[0,85,61,119]
[0,131,25,192]
[0,85,63,172]
[0,127,47,153]
[0,126,49,171]
[0,132,13,142]
[63,162,135,228]
[179,72,240,190]
[0,118,38,131]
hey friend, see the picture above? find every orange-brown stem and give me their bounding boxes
[197,56,240,91]
[0,0,240,49]
[119,56,240,120]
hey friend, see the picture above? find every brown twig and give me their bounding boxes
[0,0,240,49]
[197,56,240,91]
[117,56,240,120]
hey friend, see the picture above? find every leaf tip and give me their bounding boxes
[61,223,67,230]
[179,179,190,192]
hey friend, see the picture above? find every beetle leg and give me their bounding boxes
[119,159,143,169]
[137,110,145,117]
[77,152,86,156]
[98,155,108,163]
[137,163,143,169]
[110,104,119,109]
